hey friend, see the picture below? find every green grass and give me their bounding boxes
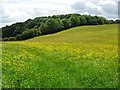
[2,24,118,88]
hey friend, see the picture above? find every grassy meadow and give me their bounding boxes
[2,24,118,88]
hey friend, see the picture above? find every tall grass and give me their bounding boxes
[2,24,118,88]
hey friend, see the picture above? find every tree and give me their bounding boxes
[26,20,36,29]
[54,18,64,32]
[45,18,56,33]
[97,17,106,25]
[83,15,92,25]
[16,34,22,40]
[62,19,72,29]
[70,15,80,27]
[108,20,114,24]
[91,16,98,25]
[16,28,41,40]
[39,23,49,35]
[45,18,63,33]
[8,37,16,41]
[115,19,120,24]
[79,16,87,25]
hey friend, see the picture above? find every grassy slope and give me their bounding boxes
[28,24,118,44]
[2,24,118,88]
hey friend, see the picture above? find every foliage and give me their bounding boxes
[115,19,120,24]
[70,15,80,27]
[16,28,41,40]
[1,13,119,41]
[62,19,72,29]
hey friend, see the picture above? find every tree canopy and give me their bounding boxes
[1,13,120,41]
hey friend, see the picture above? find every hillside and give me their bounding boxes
[2,24,118,88]
[28,24,118,44]
[2,13,119,41]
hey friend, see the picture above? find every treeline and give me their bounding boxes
[2,13,120,41]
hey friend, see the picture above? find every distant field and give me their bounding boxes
[2,24,118,88]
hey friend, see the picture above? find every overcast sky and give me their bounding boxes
[0,0,119,27]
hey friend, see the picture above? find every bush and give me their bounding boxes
[16,28,41,40]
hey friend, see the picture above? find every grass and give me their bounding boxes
[2,24,118,88]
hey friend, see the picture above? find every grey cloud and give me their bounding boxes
[0,4,13,23]
[71,0,118,19]
[101,4,118,15]
[2,16,16,23]
[71,1,102,15]
[72,1,86,12]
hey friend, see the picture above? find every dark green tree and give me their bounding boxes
[79,16,87,25]
[62,19,72,29]
[70,15,80,27]
[97,17,106,25]
[115,19,120,24]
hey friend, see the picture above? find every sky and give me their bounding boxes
[0,0,119,27]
